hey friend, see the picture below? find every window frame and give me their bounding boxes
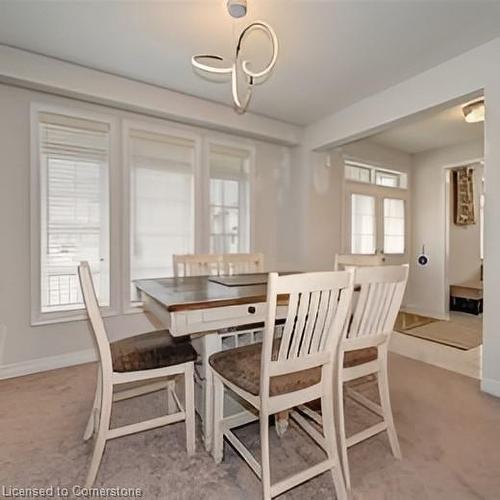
[31,105,257,323]
[344,159,408,189]
[30,102,120,325]
[121,118,203,312]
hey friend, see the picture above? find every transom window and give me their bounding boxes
[345,160,407,189]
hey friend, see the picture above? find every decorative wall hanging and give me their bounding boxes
[453,166,476,225]
[191,1,278,114]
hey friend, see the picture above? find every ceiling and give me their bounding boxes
[369,101,484,154]
[1,1,500,126]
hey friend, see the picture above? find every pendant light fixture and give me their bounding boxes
[192,0,278,114]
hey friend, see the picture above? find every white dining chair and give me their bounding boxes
[222,252,264,275]
[209,271,353,500]
[78,261,197,487]
[173,253,222,277]
[297,264,408,490]
[334,253,384,271]
[337,264,408,489]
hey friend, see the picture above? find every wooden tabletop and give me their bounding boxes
[135,273,274,312]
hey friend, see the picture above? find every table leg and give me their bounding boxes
[201,332,222,452]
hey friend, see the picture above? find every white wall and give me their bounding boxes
[0,83,296,377]
[405,140,483,318]
[295,138,412,271]
[302,36,500,397]
[342,139,412,174]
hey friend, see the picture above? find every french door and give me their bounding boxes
[344,183,409,265]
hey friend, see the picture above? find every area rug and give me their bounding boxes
[395,312,482,350]
[395,311,439,332]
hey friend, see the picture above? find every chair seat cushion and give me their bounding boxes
[343,347,378,368]
[209,343,378,397]
[111,330,197,373]
[209,342,321,397]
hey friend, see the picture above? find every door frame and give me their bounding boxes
[443,158,484,316]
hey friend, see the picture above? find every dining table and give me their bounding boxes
[134,272,291,452]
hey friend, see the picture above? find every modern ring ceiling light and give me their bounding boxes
[462,98,485,123]
[192,0,278,114]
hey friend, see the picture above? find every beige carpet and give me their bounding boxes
[1,355,500,499]
[395,312,482,350]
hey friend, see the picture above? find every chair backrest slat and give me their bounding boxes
[173,254,222,277]
[277,292,299,360]
[261,271,354,398]
[78,261,113,373]
[309,288,331,353]
[288,291,311,359]
[299,290,321,357]
[346,265,408,342]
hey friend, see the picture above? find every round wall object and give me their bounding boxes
[417,254,429,266]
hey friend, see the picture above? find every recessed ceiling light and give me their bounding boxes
[462,98,485,123]
[227,0,247,18]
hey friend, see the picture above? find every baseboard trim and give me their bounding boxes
[481,378,500,398]
[0,348,97,380]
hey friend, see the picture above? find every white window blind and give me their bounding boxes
[351,194,376,254]
[129,129,195,298]
[209,145,250,254]
[39,112,110,312]
[383,198,405,254]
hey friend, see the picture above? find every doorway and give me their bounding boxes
[332,95,484,378]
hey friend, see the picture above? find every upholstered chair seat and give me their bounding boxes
[343,346,378,368]
[111,330,197,373]
[209,343,377,397]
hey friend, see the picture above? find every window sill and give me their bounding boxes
[30,306,145,327]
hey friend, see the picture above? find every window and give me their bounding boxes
[209,145,250,254]
[376,170,400,188]
[345,163,371,183]
[384,198,405,254]
[345,159,408,257]
[345,160,407,189]
[38,111,110,313]
[128,129,195,298]
[351,194,376,254]
[32,105,255,323]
